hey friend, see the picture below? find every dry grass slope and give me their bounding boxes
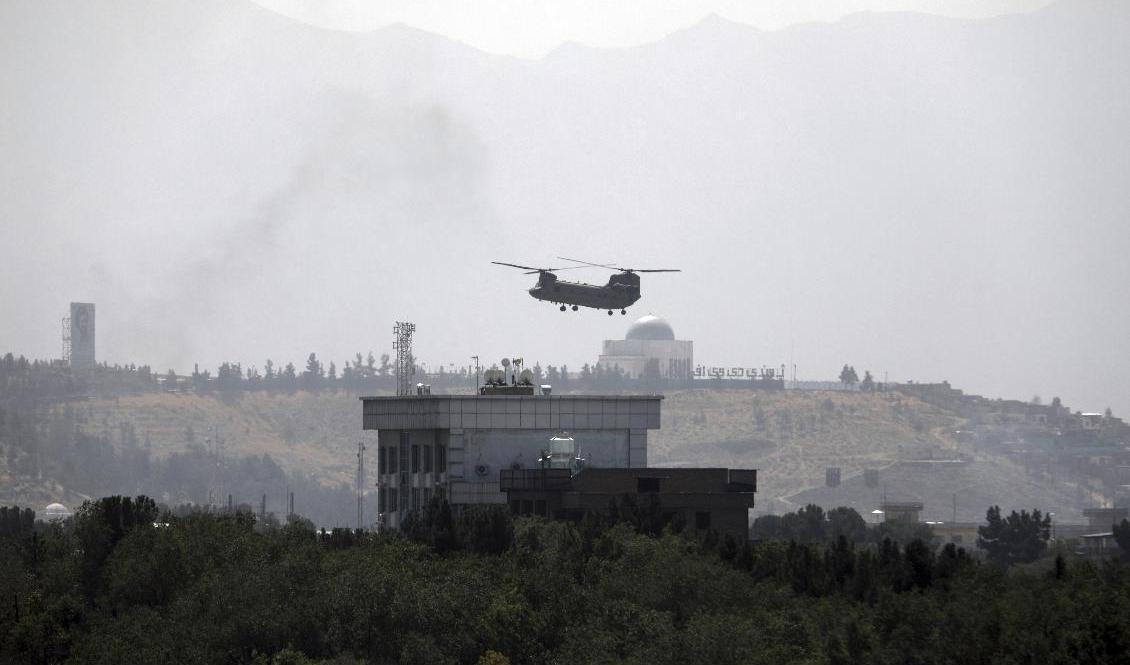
[18,387,1089,521]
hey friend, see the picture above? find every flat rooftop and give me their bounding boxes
[359,394,663,400]
[361,394,662,431]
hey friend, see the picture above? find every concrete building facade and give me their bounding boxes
[500,467,757,541]
[597,314,693,380]
[880,501,924,523]
[362,394,662,529]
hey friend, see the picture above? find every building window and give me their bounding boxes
[535,499,547,516]
[379,446,387,476]
[412,488,420,511]
[399,433,410,474]
[695,511,711,530]
[412,445,420,473]
[423,488,432,505]
[521,500,534,515]
[387,447,397,474]
[387,490,398,512]
[637,477,661,493]
[377,487,384,513]
[437,445,446,472]
[424,445,433,473]
[952,535,963,544]
[436,486,446,501]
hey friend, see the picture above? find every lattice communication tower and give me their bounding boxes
[61,315,72,364]
[392,321,416,397]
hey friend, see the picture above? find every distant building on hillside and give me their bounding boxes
[43,503,71,521]
[880,501,924,523]
[597,314,693,381]
[1083,507,1128,530]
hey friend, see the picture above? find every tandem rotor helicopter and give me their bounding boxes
[491,257,680,315]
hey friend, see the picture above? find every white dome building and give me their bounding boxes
[43,503,71,521]
[597,314,693,381]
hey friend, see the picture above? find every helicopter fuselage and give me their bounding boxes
[528,271,641,311]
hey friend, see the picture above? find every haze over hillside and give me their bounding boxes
[1,0,1127,415]
[250,0,1057,57]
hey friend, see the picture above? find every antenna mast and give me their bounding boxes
[393,322,416,397]
[357,441,366,529]
[61,315,72,364]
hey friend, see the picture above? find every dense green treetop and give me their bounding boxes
[3,497,1129,664]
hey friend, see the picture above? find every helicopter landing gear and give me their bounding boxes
[607,310,613,316]
[620,309,627,315]
[572,305,578,311]
[559,305,566,311]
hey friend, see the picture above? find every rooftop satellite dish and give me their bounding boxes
[501,358,510,367]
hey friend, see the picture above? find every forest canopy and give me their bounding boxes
[2,496,1129,664]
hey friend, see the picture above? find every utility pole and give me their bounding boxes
[472,355,480,392]
[357,441,366,530]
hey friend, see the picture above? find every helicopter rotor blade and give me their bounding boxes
[520,266,597,274]
[496,261,606,275]
[556,257,617,269]
[492,261,543,272]
[558,257,679,273]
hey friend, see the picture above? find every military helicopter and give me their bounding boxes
[491,257,680,315]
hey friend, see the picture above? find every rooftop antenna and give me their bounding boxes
[472,355,480,392]
[393,322,416,397]
[357,441,366,530]
[61,314,72,364]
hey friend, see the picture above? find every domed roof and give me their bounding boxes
[626,314,675,341]
[44,503,70,520]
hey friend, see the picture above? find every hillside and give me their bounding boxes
[2,385,1098,524]
[654,389,958,505]
[76,390,374,484]
[651,389,1090,521]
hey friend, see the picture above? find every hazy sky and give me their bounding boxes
[1,0,1127,417]
[252,0,1054,57]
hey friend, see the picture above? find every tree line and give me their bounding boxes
[2,351,687,402]
[3,495,1130,664]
